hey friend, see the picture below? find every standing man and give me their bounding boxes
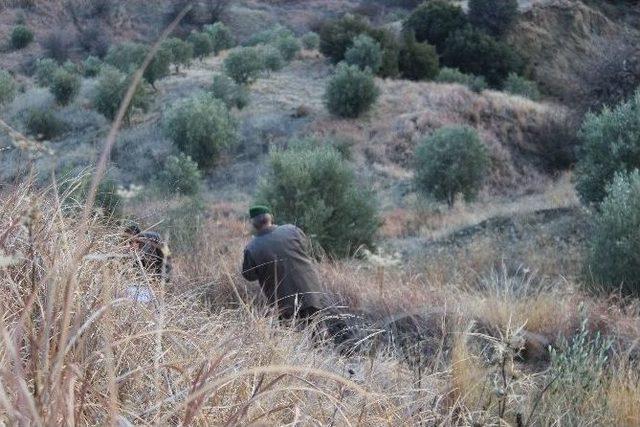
[241,206,326,321]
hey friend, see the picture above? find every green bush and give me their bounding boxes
[0,69,17,106]
[24,108,68,140]
[319,14,374,63]
[403,0,467,52]
[211,74,249,109]
[344,34,382,73]
[261,45,285,72]
[62,60,79,74]
[164,93,237,170]
[435,67,487,92]
[586,170,640,295]
[34,58,59,87]
[324,63,380,118]
[82,56,102,77]
[11,25,34,49]
[50,69,81,105]
[93,66,150,122]
[144,45,172,87]
[204,22,235,54]
[301,32,320,50]
[155,153,202,195]
[255,143,380,258]
[62,173,122,219]
[104,42,147,73]
[274,35,301,62]
[244,24,294,47]
[503,73,541,101]
[162,37,193,73]
[575,90,640,204]
[414,126,490,207]
[442,26,523,87]
[468,0,520,37]
[223,47,264,84]
[188,31,213,60]
[398,32,439,81]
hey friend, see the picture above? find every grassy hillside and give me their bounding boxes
[1,0,640,425]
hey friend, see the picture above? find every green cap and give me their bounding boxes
[249,205,271,218]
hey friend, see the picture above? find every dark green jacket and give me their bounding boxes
[242,224,326,317]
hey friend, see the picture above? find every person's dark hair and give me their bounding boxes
[124,223,141,236]
[251,213,272,229]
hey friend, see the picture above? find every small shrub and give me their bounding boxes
[586,170,640,295]
[11,25,34,50]
[188,31,213,60]
[468,0,520,37]
[301,32,320,50]
[324,63,380,118]
[435,67,487,92]
[0,70,17,106]
[156,153,202,195]
[104,42,147,73]
[575,90,640,204]
[244,24,294,47]
[204,22,235,54]
[41,31,72,63]
[144,45,172,87]
[62,60,80,74]
[34,58,59,87]
[261,46,285,72]
[162,197,206,251]
[79,26,111,58]
[82,56,102,77]
[503,73,541,101]
[49,69,81,106]
[223,47,264,84]
[164,93,237,170]
[162,37,194,73]
[398,32,439,81]
[442,26,523,87]
[255,143,380,258]
[414,126,490,207]
[24,108,68,140]
[319,14,374,63]
[403,0,467,52]
[274,35,301,62]
[211,74,249,109]
[344,34,382,73]
[62,173,122,218]
[93,66,150,123]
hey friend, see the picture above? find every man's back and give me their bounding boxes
[242,224,325,318]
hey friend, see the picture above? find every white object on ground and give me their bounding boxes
[124,284,153,303]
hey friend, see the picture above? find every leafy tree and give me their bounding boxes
[93,66,150,123]
[255,143,380,258]
[144,45,172,88]
[261,45,285,72]
[503,73,541,101]
[319,14,373,63]
[50,69,81,105]
[586,170,640,295]
[575,90,640,204]
[344,34,382,73]
[414,126,490,207]
[164,93,237,170]
[0,69,16,105]
[188,31,213,60]
[468,0,520,37]
[403,0,467,52]
[301,32,320,50]
[211,74,249,109]
[82,56,102,77]
[398,32,439,81]
[436,67,487,92]
[34,58,59,87]
[156,153,202,195]
[223,47,264,84]
[162,37,193,73]
[244,24,294,47]
[274,35,301,62]
[104,42,147,73]
[442,26,523,87]
[11,25,34,49]
[25,108,68,140]
[324,63,380,118]
[204,22,235,54]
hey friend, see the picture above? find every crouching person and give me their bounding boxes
[124,223,172,282]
